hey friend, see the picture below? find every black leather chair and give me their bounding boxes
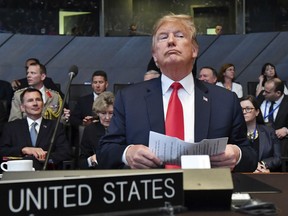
[68,84,92,111]
[247,81,258,96]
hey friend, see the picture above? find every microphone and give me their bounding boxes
[68,65,78,79]
[43,65,79,170]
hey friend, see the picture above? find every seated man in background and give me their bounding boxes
[69,70,108,127]
[198,66,217,84]
[9,62,69,122]
[0,88,72,170]
[11,58,64,98]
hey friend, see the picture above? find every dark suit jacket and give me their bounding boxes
[0,101,8,136]
[257,93,288,156]
[70,93,94,126]
[0,80,14,115]
[78,122,106,169]
[98,77,257,172]
[257,124,281,171]
[0,118,72,170]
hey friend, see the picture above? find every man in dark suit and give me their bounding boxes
[98,14,257,172]
[0,88,72,170]
[69,70,108,127]
[258,78,288,170]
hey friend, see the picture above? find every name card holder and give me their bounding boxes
[0,170,183,216]
[183,168,233,210]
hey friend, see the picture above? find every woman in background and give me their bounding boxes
[240,95,281,172]
[78,91,114,169]
[216,63,243,98]
[255,62,288,97]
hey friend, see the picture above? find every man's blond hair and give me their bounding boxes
[152,13,198,49]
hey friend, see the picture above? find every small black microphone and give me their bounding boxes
[68,65,78,79]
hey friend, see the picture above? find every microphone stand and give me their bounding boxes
[43,72,76,170]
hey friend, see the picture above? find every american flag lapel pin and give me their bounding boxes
[203,96,208,102]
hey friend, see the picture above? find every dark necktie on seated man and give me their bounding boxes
[268,101,275,126]
[30,122,38,146]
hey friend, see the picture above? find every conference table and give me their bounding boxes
[180,173,287,216]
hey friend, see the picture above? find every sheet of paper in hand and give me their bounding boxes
[149,131,228,166]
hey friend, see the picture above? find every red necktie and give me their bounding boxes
[165,82,184,140]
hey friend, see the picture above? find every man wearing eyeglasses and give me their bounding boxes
[257,78,288,171]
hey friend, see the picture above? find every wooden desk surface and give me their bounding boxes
[180,173,287,216]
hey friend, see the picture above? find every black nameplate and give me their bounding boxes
[0,170,183,216]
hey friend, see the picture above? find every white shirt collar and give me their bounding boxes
[93,92,98,101]
[161,72,194,95]
[27,117,42,127]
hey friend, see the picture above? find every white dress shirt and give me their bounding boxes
[162,73,195,143]
[260,94,284,123]
[27,117,42,134]
[216,82,243,98]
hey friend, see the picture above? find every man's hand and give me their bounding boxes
[275,127,288,139]
[210,144,240,171]
[126,145,162,169]
[254,162,270,173]
[63,108,70,122]
[22,147,47,161]
[11,80,21,91]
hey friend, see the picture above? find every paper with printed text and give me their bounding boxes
[149,131,228,165]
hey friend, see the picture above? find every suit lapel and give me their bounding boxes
[257,125,265,160]
[21,119,34,146]
[145,78,165,134]
[194,80,211,142]
[36,119,50,146]
[275,95,288,124]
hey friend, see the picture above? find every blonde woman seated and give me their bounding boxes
[78,91,114,169]
[240,95,281,172]
[216,63,243,98]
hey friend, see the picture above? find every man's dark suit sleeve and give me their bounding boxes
[0,101,8,137]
